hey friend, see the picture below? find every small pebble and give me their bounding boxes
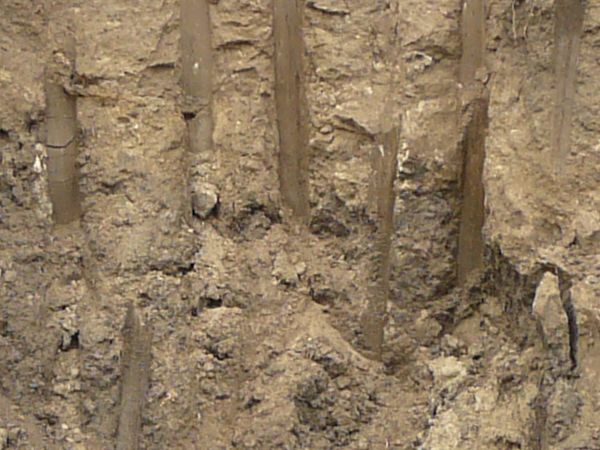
[320,125,333,134]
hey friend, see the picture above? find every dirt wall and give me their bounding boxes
[1,0,600,449]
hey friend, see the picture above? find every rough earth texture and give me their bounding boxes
[1,0,600,449]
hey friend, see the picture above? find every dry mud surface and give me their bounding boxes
[2,1,600,449]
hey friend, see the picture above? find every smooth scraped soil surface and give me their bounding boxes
[2,1,600,449]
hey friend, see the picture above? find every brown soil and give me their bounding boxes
[2,1,600,449]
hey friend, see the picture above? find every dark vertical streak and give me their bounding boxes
[556,268,578,370]
[457,0,488,285]
[45,29,81,225]
[457,97,488,285]
[273,0,310,219]
[551,0,585,173]
[180,0,214,220]
[362,127,400,359]
[459,0,486,85]
[116,303,152,450]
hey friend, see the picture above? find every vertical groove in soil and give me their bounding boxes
[273,0,310,220]
[180,0,214,220]
[457,97,488,285]
[116,303,152,450]
[551,0,585,174]
[45,15,81,225]
[361,6,402,359]
[362,127,400,359]
[457,0,488,285]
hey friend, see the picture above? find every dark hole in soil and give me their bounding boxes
[26,118,38,133]
[61,331,80,351]
[195,297,223,313]
[206,297,223,308]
